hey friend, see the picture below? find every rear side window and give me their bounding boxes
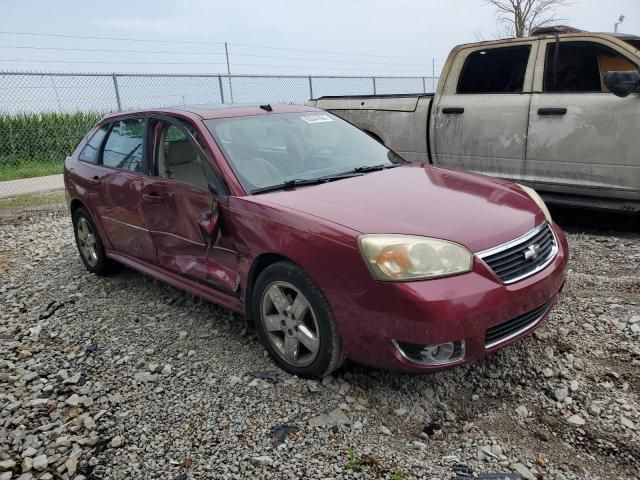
[102,118,146,172]
[544,41,638,92]
[78,126,108,164]
[457,45,531,93]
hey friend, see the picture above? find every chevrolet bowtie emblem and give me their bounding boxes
[523,244,541,261]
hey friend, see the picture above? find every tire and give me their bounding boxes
[252,261,344,378]
[72,207,109,275]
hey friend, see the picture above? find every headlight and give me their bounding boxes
[518,184,552,223]
[358,235,473,281]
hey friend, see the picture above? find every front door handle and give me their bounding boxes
[90,175,101,186]
[538,107,567,116]
[442,107,464,114]
[142,192,164,202]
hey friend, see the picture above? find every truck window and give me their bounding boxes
[544,41,638,93]
[457,45,531,94]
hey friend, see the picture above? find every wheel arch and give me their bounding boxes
[69,198,85,217]
[244,252,298,328]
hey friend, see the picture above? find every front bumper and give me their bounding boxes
[324,222,569,373]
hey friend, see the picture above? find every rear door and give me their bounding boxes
[432,41,538,180]
[90,116,157,263]
[525,38,640,200]
[140,115,239,294]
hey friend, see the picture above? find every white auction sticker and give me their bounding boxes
[300,114,334,124]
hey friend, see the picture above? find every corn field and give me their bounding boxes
[0,112,102,181]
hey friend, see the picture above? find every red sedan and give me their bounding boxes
[64,104,568,378]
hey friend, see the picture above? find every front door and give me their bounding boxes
[140,116,239,294]
[432,42,537,181]
[526,39,640,200]
[92,116,157,263]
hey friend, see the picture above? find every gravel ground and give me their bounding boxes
[1,210,639,480]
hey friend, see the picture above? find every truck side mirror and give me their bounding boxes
[604,70,640,98]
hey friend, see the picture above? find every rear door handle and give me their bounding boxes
[142,192,164,202]
[442,107,464,114]
[538,107,567,116]
[90,176,101,186]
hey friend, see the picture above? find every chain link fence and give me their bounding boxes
[0,72,438,198]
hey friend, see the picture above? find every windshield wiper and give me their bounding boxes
[325,163,402,179]
[250,164,401,195]
[251,178,330,195]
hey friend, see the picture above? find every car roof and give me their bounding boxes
[102,103,319,121]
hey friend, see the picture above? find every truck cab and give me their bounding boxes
[310,27,640,212]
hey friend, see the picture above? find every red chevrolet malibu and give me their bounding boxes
[64,104,568,378]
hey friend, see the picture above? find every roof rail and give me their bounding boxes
[530,25,584,36]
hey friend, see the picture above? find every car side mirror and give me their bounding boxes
[604,70,640,98]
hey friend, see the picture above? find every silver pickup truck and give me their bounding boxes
[307,27,640,213]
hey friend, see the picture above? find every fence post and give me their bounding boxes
[372,77,377,95]
[308,76,314,99]
[49,76,62,111]
[218,75,225,104]
[422,77,426,93]
[432,58,436,92]
[112,74,122,111]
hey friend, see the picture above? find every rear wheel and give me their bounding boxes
[253,261,344,378]
[72,207,109,275]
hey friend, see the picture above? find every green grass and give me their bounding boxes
[0,191,66,211]
[0,159,63,181]
[0,112,102,181]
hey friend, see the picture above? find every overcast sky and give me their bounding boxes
[2,0,639,75]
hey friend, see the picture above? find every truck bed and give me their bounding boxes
[307,94,434,164]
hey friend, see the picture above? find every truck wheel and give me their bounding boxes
[253,261,344,378]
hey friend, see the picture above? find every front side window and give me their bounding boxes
[205,112,405,193]
[457,45,532,94]
[157,123,209,191]
[78,125,109,164]
[102,118,145,172]
[544,41,638,92]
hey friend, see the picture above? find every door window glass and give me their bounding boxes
[78,125,109,164]
[457,45,531,93]
[102,118,145,172]
[159,124,209,190]
[544,41,638,92]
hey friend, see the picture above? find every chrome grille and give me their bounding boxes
[485,299,554,348]
[478,222,557,284]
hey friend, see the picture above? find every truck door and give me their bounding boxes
[432,41,537,181]
[525,38,640,201]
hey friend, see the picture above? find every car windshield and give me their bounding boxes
[205,112,405,194]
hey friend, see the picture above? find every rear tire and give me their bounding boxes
[253,261,344,378]
[72,207,109,275]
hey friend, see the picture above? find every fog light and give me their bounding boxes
[394,340,465,366]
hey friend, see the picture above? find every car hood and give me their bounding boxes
[252,164,545,253]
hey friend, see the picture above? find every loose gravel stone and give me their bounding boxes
[0,209,638,479]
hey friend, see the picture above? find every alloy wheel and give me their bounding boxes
[76,217,98,267]
[260,281,320,367]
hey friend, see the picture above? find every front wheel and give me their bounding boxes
[253,261,344,378]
